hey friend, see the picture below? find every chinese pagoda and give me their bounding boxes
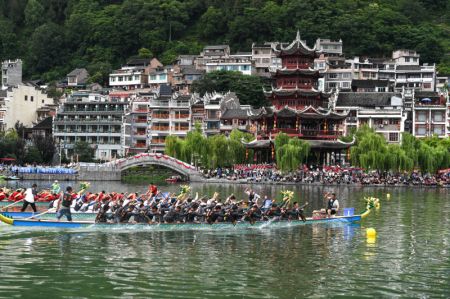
[246,32,352,164]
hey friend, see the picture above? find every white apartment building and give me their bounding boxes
[109,67,147,90]
[205,54,254,75]
[0,83,55,131]
[53,92,128,160]
[412,91,449,138]
[336,92,407,143]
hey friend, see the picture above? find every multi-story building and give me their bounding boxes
[148,88,191,152]
[195,45,231,70]
[122,91,157,155]
[109,58,163,90]
[0,83,55,131]
[392,50,436,92]
[205,53,254,75]
[336,92,407,143]
[109,66,148,90]
[53,92,128,160]
[246,32,350,164]
[252,42,282,77]
[1,59,22,87]
[314,39,343,56]
[412,91,449,138]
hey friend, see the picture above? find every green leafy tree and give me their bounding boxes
[191,70,268,107]
[73,141,95,162]
[24,0,45,28]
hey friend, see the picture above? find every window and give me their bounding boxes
[389,133,399,142]
[150,75,156,80]
[30,96,34,102]
[342,73,350,78]
[118,76,123,82]
[434,126,443,135]
[417,112,427,122]
[42,100,44,104]
[342,82,350,88]
[434,112,443,122]
[159,74,167,80]
[389,119,399,125]
[24,95,28,101]
[405,57,410,62]
[328,73,338,79]
[240,65,250,71]
[417,126,426,135]
[423,83,431,89]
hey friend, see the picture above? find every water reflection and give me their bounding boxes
[0,185,449,297]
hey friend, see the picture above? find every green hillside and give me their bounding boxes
[0,0,449,83]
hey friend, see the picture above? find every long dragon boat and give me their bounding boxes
[0,209,371,230]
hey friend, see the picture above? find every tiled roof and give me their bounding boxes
[352,79,390,88]
[336,92,399,107]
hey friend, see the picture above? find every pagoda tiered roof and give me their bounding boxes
[241,137,355,150]
[271,67,320,76]
[257,105,348,120]
[263,86,332,98]
[272,31,321,57]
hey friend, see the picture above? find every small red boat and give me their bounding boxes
[165,176,182,183]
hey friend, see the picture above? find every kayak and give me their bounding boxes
[0,210,370,230]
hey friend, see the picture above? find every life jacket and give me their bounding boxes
[327,199,335,210]
[0,192,6,201]
[62,192,73,208]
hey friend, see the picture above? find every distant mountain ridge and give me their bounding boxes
[0,0,448,83]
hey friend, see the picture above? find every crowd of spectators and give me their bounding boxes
[203,164,450,187]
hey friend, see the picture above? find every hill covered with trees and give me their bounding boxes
[0,0,449,83]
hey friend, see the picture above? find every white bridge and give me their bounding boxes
[77,153,204,181]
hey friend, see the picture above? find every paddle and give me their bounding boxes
[25,207,57,219]
[0,199,24,211]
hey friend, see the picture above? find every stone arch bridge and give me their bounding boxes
[77,153,204,181]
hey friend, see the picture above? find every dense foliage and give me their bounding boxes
[274,133,310,173]
[0,122,56,164]
[350,126,450,173]
[191,70,268,107]
[0,0,448,84]
[165,125,254,168]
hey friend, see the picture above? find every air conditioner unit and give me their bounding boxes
[383,121,388,125]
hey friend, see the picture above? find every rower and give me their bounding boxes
[326,192,340,217]
[21,184,38,212]
[56,186,75,222]
[51,180,60,195]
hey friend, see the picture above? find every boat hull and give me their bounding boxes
[0,213,363,230]
[1,211,98,221]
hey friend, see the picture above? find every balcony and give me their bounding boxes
[133,108,149,113]
[151,126,170,132]
[173,114,190,119]
[132,143,147,148]
[270,128,299,135]
[153,113,170,119]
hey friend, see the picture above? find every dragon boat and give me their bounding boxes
[0,209,371,230]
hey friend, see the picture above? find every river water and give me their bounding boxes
[0,181,449,298]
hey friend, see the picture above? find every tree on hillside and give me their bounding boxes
[191,70,268,107]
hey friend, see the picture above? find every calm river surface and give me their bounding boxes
[1,181,450,298]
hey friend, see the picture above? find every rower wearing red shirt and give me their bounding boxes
[149,183,158,197]
[0,189,7,201]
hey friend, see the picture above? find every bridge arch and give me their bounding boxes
[115,153,202,181]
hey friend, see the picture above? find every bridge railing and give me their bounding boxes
[78,154,198,174]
